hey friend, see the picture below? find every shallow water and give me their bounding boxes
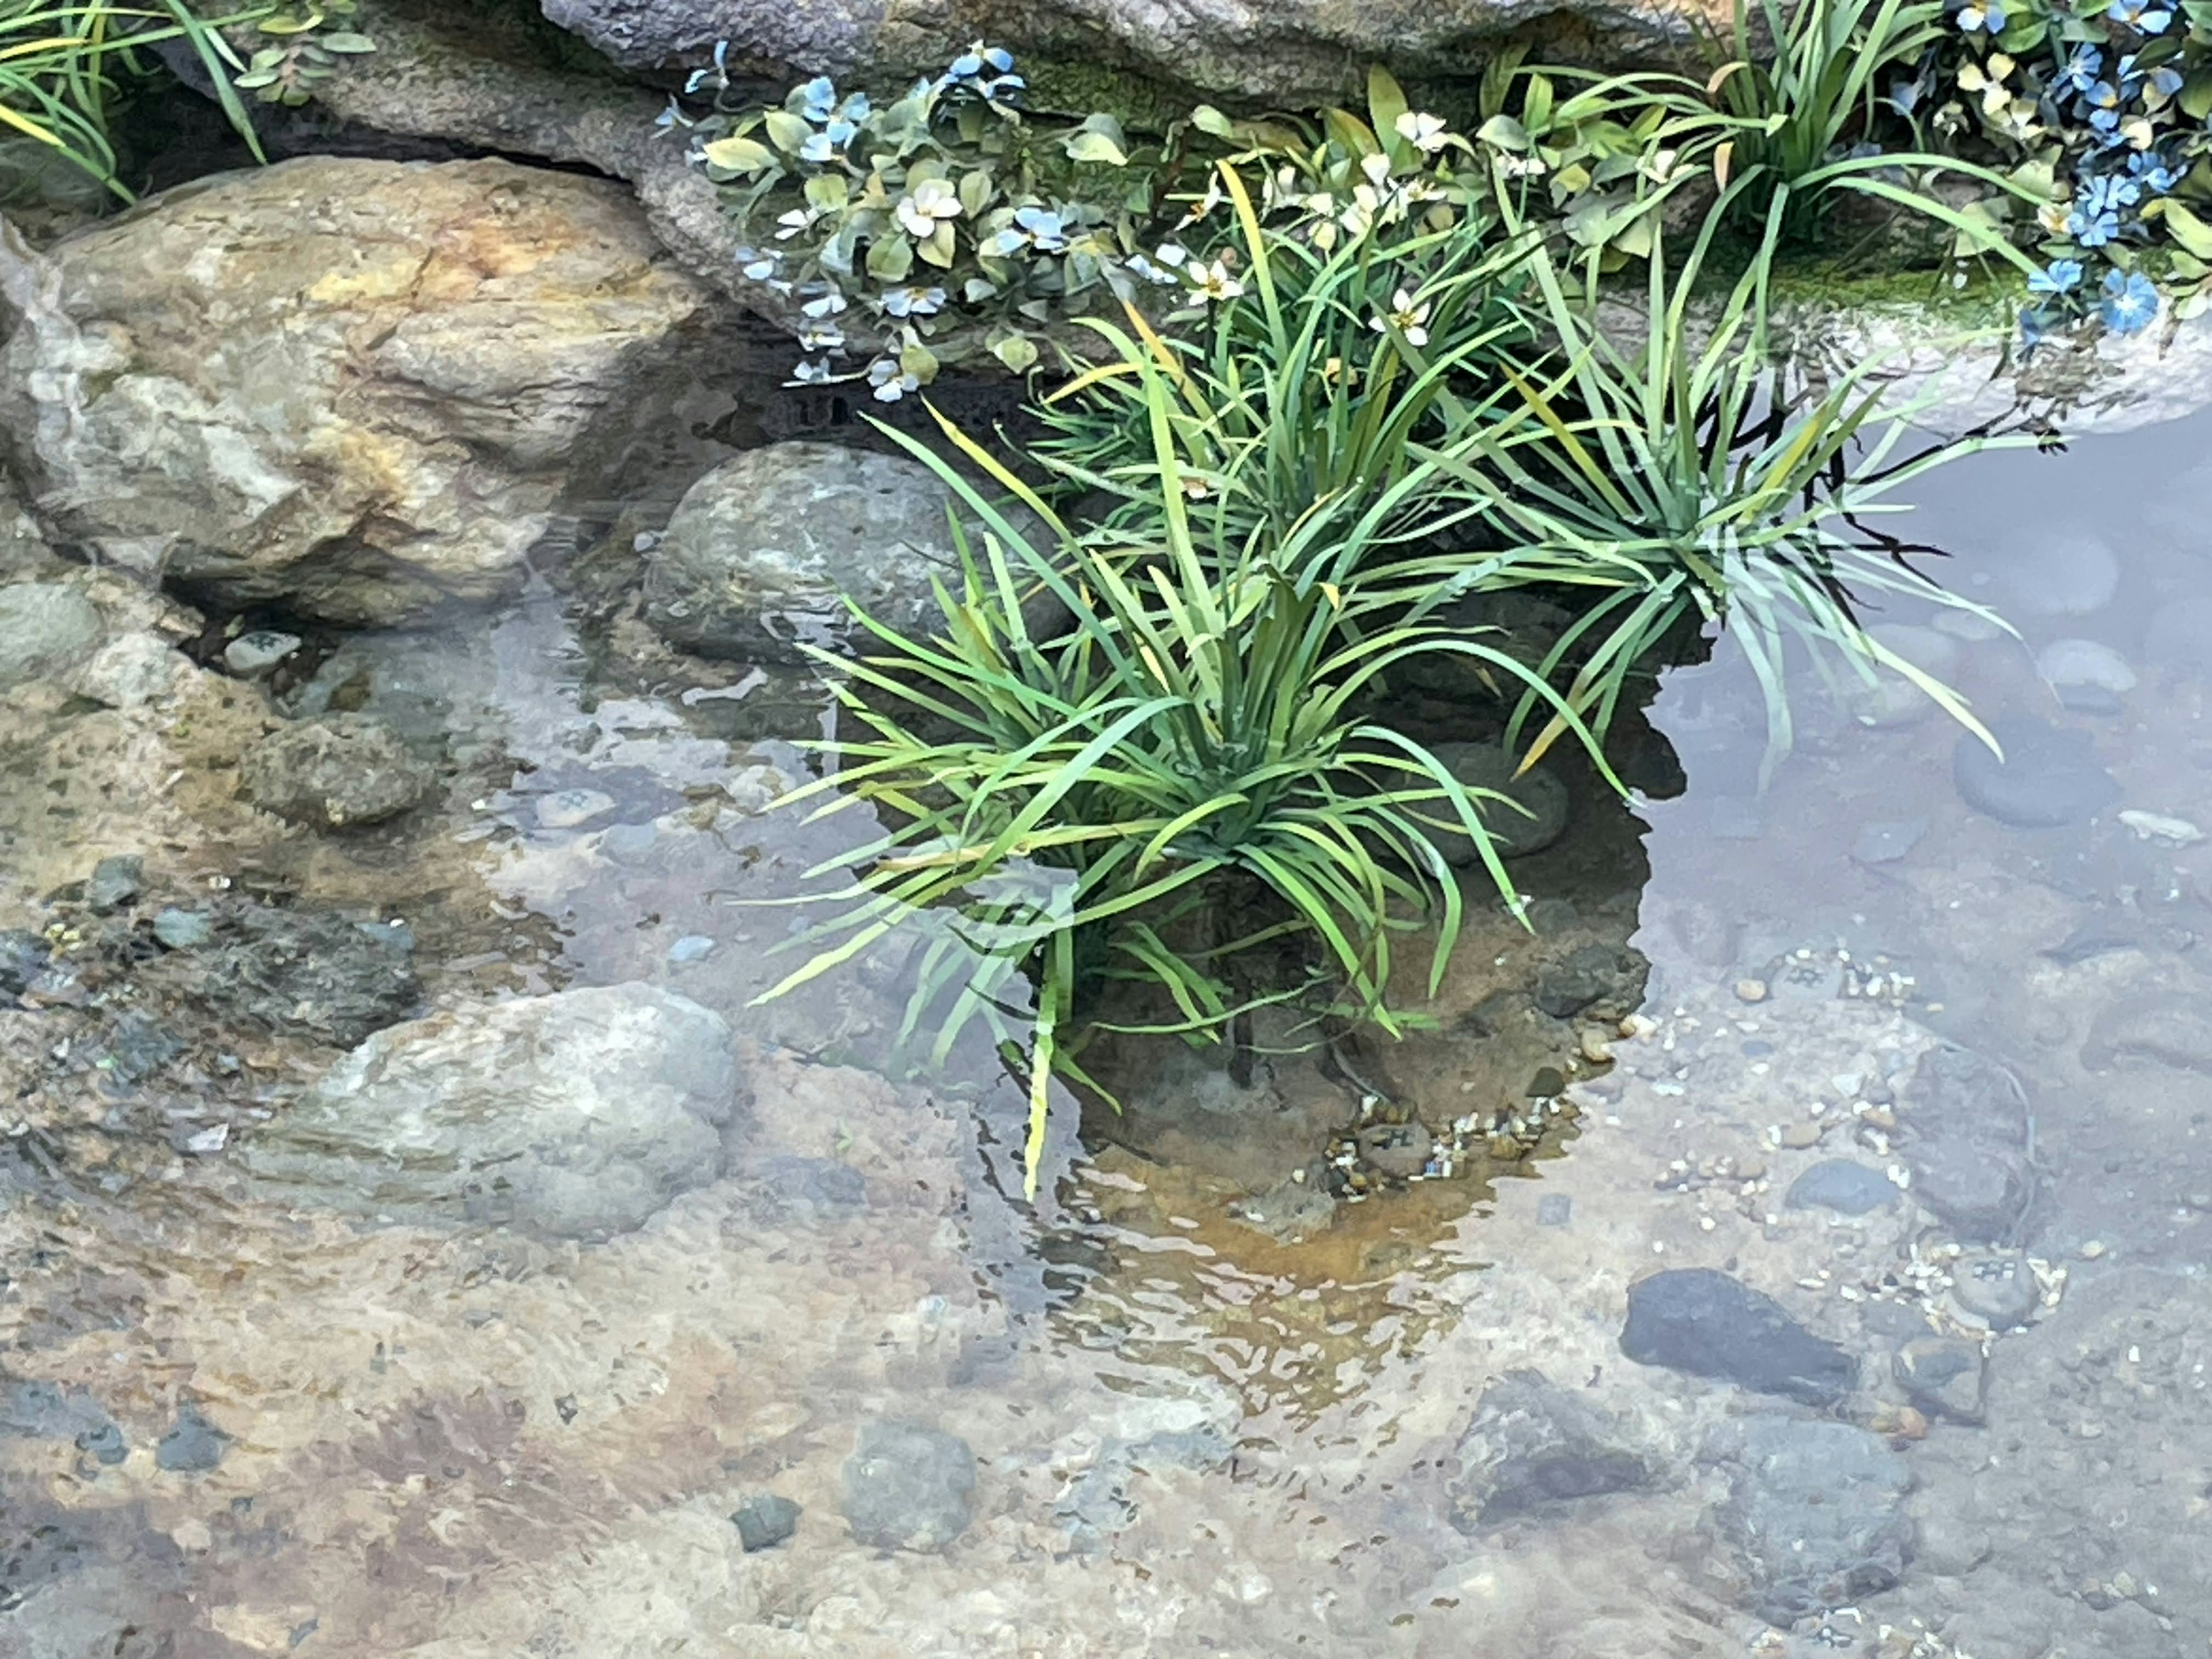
[4,386,2212,1658]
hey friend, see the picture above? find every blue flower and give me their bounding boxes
[2107,0,2173,29]
[2082,172,2142,214]
[942,43,1023,98]
[2029,259,2085,294]
[1957,0,2005,29]
[2058,45,2104,96]
[2128,151,2179,192]
[2147,64,2186,104]
[992,204,1069,255]
[798,76,838,123]
[2018,307,2051,350]
[686,39,732,95]
[2100,268,2160,332]
[2067,203,2122,245]
[800,119,856,162]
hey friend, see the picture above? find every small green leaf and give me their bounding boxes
[1063,130,1128,166]
[959,167,994,217]
[867,232,915,281]
[234,69,281,89]
[701,135,776,174]
[990,333,1039,372]
[899,342,940,384]
[804,172,849,210]
[919,221,957,268]
[2183,69,2212,122]
[258,10,324,36]
[1365,66,1409,143]
[1476,113,1529,151]
[318,32,376,52]
[2158,199,2212,260]
[1190,104,1236,138]
[964,276,999,304]
[763,109,812,154]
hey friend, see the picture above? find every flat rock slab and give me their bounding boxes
[242,983,743,1238]
[1953,714,2120,829]
[1620,1268,1857,1406]
[1445,1369,1652,1528]
[841,1419,976,1552]
[1721,1415,1912,1625]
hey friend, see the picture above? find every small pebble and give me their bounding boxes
[1580,1029,1613,1065]
[1734,979,1769,1004]
[668,934,715,964]
[2078,1238,2107,1260]
[222,630,302,677]
[1780,1123,1823,1150]
[152,908,214,950]
[730,1492,802,1552]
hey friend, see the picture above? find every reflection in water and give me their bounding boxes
[4,403,2212,1657]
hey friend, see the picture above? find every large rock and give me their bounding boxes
[1444,1370,1653,1529]
[1719,1416,1912,1625]
[840,1419,978,1552]
[1620,1268,1857,1406]
[243,713,436,830]
[0,158,707,625]
[537,0,1721,103]
[242,984,743,1237]
[644,441,1058,662]
[0,582,103,689]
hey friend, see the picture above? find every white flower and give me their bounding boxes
[801,290,849,319]
[1175,174,1224,228]
[775,205,821,240]
[1370,288,1432,347]
[896,177,963,238]
[1154,241,1190,268]
[1359,151,1393,187]
[1395,111,1450,154]
[1186,258,1244,304]
[741,257,778,281]
[789,359,835,384]
[797,322,846,351]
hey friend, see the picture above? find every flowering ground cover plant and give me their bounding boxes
[1922,0,2212,333]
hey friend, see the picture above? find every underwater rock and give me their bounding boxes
[195,906,420,1048]
[841,1419,977,1552]
[85,855,142,912]
[1423,741,1571,862]
[1895,1336,1989,1425]
[1907,1137,2035,1243]
[1783,1160,1899,1216]
[1620,1268,1857,1406]
[1902,1045,2030,1145]
[0,159,706,626]
[154,1403,230,1473]
[2036,638,2135,714]
[1850,817,1927,865]
[1445,1370,1653,1528]
[643,442,1055,663]
[730,1493,802,1552]
[1952,713,2120,829]
[2001,524,2120,618]
[0,582,102,690]
[244,714,435,830]
[1718,1415,1912,1626]
[241,984,741,1238]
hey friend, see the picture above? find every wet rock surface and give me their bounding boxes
[1621,1268,1858,1406]
[243,713,437,830]
[242,984,743,1237]
[841,1419,978,1552]
[1445,1370,1653,1528]
[1426,741,1571,862]
[1718,1415,1913,1625]
[642,441,1053,663]
[0,582,102,688]
[193,905,422,1048]
[0,158,706,624]
[1952,713,2122,828]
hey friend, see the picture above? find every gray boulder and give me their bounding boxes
[0,158,706,625]
[1620,1268,1858,1406]
[244,713,435,830]
[0,582,103,690]
[538,0,1699,103]
[644,441,1058,663]
[242,984,743,1238]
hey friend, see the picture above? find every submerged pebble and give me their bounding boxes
[1784,1160,1899,1216]
[2036,638,2135,714]
[1952,713,2120,829]
[840,1419,976,1552]
[730,1493,802,1552]
[155,1403,229,1473]
[223,630,302,677]
[1620,1268,1857,1406]
[1850,817,1927,865]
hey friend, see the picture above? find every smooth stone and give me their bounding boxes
[1445,1369,1652,1528]
[72,633,190,709]
[536,788,616,830]
[244,714,434,830]
[1719,1415,1912,1626]
[241,984,742,1239]
[2082,990,2212,1071]
[0,583,103,688]
[1620,1268,1858,1406]
[2003,525,2120,617]
[223,630,302,677]
[730,1493,802,1552]
[840,1419,977,1552]
[1356,1119,1434,1180]
[667,934,715,964]
[1424,742,1571,863]
[1894,1335,1988,1425]
[85,854,142,912]
[1948,1250,2037,1329]
[1953,713,2120,829]
[151,908,214,950]
[1783,1160,1899,1216]
[1851,817,1927,865]
[1907,1136,2035,1243]
[154,1403,229,1473]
